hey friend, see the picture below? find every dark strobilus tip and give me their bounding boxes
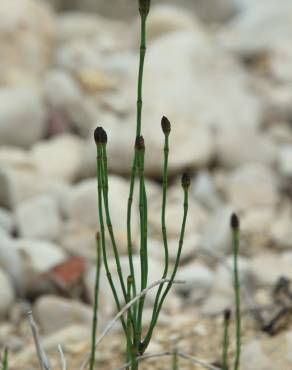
[230,213,240,230]
[139,0,151,17]
[161,116,171,135]
[94,126,107,145]
[181,173,191,190]
[135,135,145,151]
[224,308,231,322]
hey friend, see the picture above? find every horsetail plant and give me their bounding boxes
[2,347,8,370]
[222,308,231,370]
[91,0,190,368]
[231,213,241,370]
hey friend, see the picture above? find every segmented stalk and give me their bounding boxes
[89,233,102,370]
[135,137,148,347]
[96,142,127,335]
[222,309,231,370]
[231,214,241,370]
[2,347,8,370]
[145,117,170,339]
[141,175,190,352]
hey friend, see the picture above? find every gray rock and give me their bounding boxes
[192,171,222,210]
[0,267,15,316]
[31,134,84,183]
[219,1,292,56]
[215,128,277,169]
[199,206,233,255]
[0,87,46,148]
[16,195,62,241]
[241,340,274,370]
[33,295,93,334]
[43,70,97,136]
[0,0,55,77]
[269,205,292,249]
[12,239,66,274]
[59,221,96,260]
[278,145,292,177]
[226,164,279,210]
[250,252,292,286]
[0,233,24,293]
[175,262,214,302]
[0,208,14,234]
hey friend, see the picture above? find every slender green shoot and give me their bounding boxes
[141,173,190,352]
[89,232,102,370]
[145,116,171,342]
[172,348,178,370]
[231,213,241,370]
[222,309,231,370]
[94,128,127,335]
[2,347,8,370]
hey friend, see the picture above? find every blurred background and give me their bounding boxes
[1,0,292,369]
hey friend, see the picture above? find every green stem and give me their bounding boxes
[126,276,134,370]
[145,132,170,337]
[127,155,137,319]
[222,310,230,370]
[101,144,136,334]
[172,349,178,370]
[89,233,102,370]
[136,15,147,137]
[136,148,148,348]
[142,187,189,352]
[96,144,127,335]
[101,144,128,301]
[2,347,8,370]
[233,225,241,370]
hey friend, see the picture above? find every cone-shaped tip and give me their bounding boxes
[161,116,171,134]
[139,0,151,16]
[94,126,107,144]
[224,308,231,322]
[95,231,100,241]
[181,173,191,189]
[127,275,134,285]
[135,135,145,151]
[230,213,240,230]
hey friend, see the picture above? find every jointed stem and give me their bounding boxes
[145,128,170,345]
[127,155,137,319]
[136,145,148,348]
[89,233,102,370]
[232,217,241,370]
[142,186,189,351]
[96,144,127,335]
[222,309,230,370]
[136,15,147,138]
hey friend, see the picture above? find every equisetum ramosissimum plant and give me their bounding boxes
[91,0,190,367]
[4,0,241,369]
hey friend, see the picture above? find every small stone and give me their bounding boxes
[175,262,214,302]
[192,171,221,210]
[199,206,234,255]
[0,268,15,316]
[31,134,84,183]
[0,87,46,148]
[278,145,292,177]
[215,128,277,169]
[0,208,14,234]
[241,340,274,370]
[226,164,279,210]
[250,252,292,286]
[12,239,67,274]
[16,195,62,241]
[33,295,93,334]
